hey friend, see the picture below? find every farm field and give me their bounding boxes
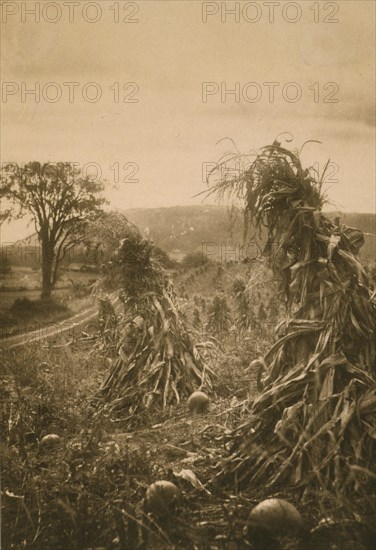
[1,258,375,549]
[2,1,375,547]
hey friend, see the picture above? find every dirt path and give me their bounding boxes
[0,292,121,350]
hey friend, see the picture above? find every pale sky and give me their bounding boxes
[1,0,375,241]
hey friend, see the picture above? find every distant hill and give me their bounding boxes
[124,205,244,261]
[6,206,375,266]
[124,205,376,261]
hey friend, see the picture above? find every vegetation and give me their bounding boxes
[207,141,376,499]
[181,251,208,269]
[97,222,214,418]
[0,255,11,276]
[1,253,375,548]
[153,246,176,269]
[9,297,69,320]
[207,294,232,335]
[1,144,375,549]
[0,162,106,299]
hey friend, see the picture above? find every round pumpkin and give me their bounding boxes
[145,481,181,516]
[246,498,304,537]
[187,391,210,414]
[39,434,61,451]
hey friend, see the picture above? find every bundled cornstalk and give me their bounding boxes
[208,294,233,335]
[210,141,376,494]
[98,223,213,414]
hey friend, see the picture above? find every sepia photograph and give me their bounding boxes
[1,1,375,548]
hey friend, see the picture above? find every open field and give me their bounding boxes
[0,268,99,342]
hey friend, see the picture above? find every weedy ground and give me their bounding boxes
[1,262,375,549]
